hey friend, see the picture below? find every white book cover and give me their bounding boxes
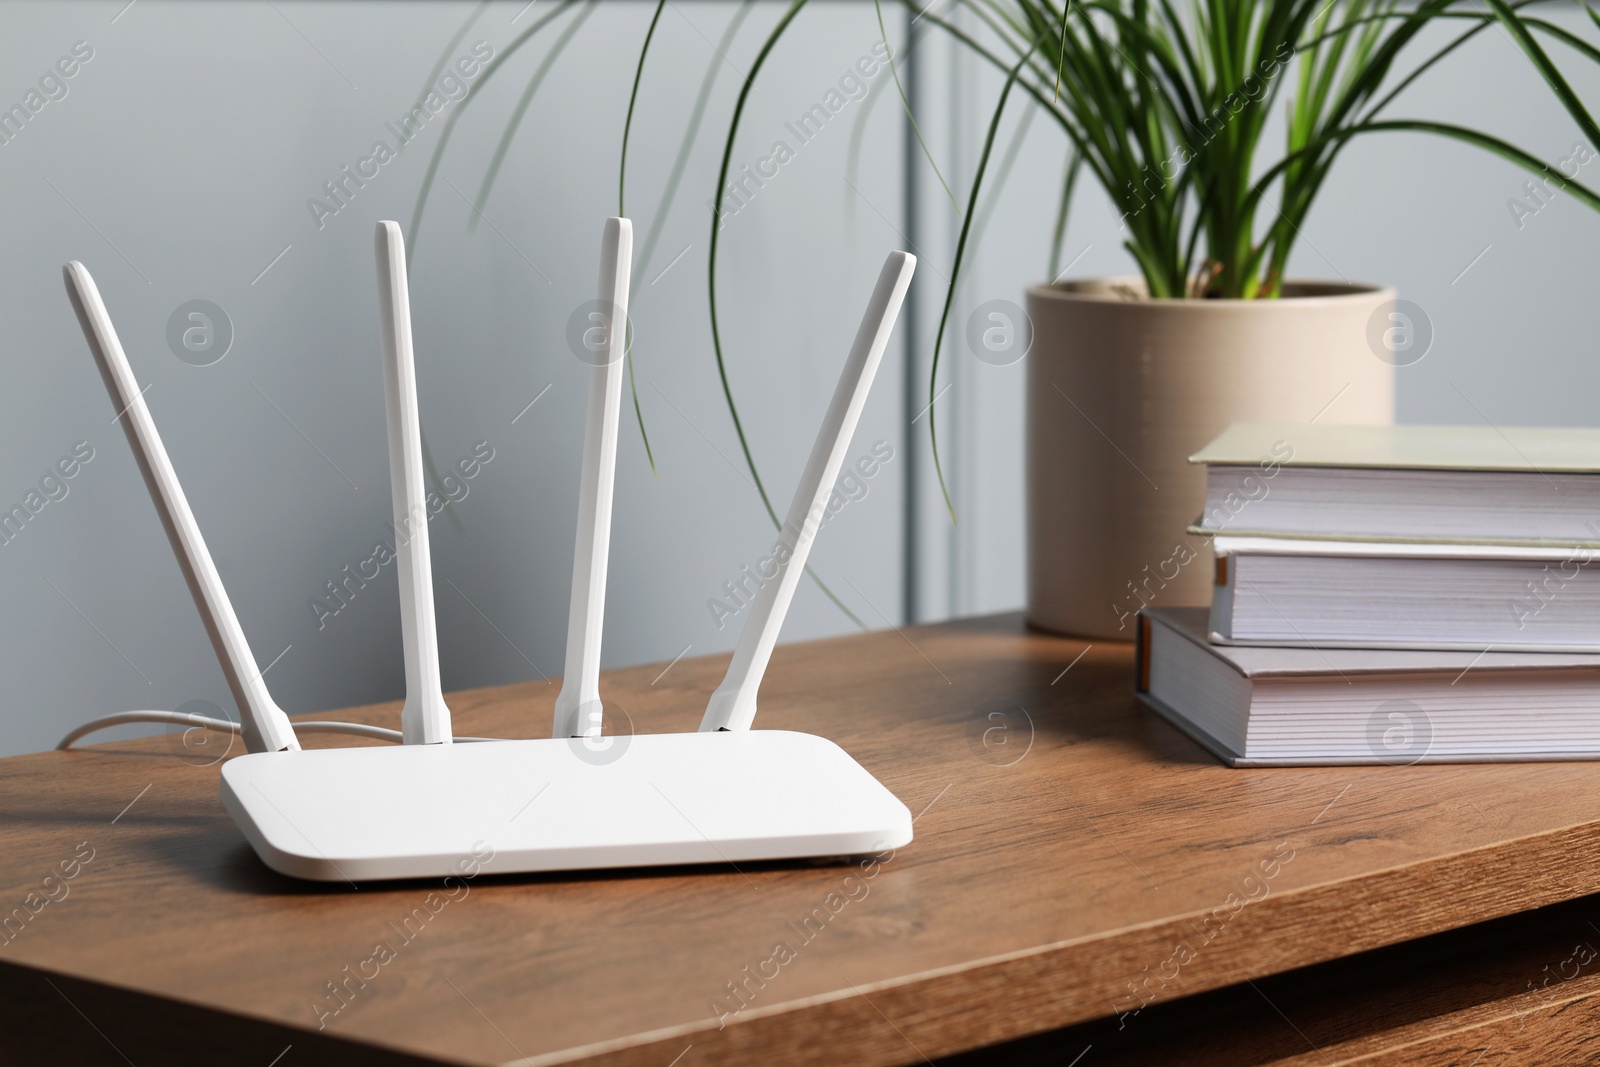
[1137,607,1600,767]
[1208,535,1600,653]
[1188,423,1600,547]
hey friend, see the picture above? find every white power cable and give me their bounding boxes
[57,711,509,751]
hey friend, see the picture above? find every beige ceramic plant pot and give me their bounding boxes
[1025,278,1396,639]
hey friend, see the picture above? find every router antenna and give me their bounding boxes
[375,222,453,745]
[699,251,915,733]
[554,218,633,739]
[63,262,301,754]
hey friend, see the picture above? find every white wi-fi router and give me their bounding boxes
[64,220,916,882]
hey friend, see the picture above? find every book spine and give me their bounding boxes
[1136,612,1152,693]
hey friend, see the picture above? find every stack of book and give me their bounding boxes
[1136,422,1600,766]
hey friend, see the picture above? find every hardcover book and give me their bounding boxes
[1189,422,1600,545]
[1137,606,1600,767]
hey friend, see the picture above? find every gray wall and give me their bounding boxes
[2,0,1596,756]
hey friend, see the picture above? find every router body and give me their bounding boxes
[66,221,917,883]
[221,731,911,880]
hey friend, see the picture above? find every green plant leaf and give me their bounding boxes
[846,16,922,194]
[907,0,1600,300]
[1364,119,1600,212]
[1483,0,1600,153]
[624,1,759,479]
[875,0,960,209]
[414,1,491,114]
[619,0,668,219]
[634,0,758,280]
[617,0,669,478]
[408,0,581,254]
[704,0,867,631]
[1518,15,1600,68]
[930,46,1039,524]
[469,0,598,225]
[1246,118,1600,219]
[707,0,810,526]
[972,98,1040,245]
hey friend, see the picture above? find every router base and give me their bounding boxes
[219,730,912,882]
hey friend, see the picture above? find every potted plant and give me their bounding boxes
[899,0,1600,637]
[411,0,1600,638]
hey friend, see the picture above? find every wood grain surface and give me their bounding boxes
[946,890,1600,1065]
[4,613,1600,1066]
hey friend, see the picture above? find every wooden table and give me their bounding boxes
[4,613,1600,1066]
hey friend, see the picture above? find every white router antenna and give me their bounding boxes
[699,250,915,733]
[63,262,301,754]
[553,217,633,739]
[375,222,453,745]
